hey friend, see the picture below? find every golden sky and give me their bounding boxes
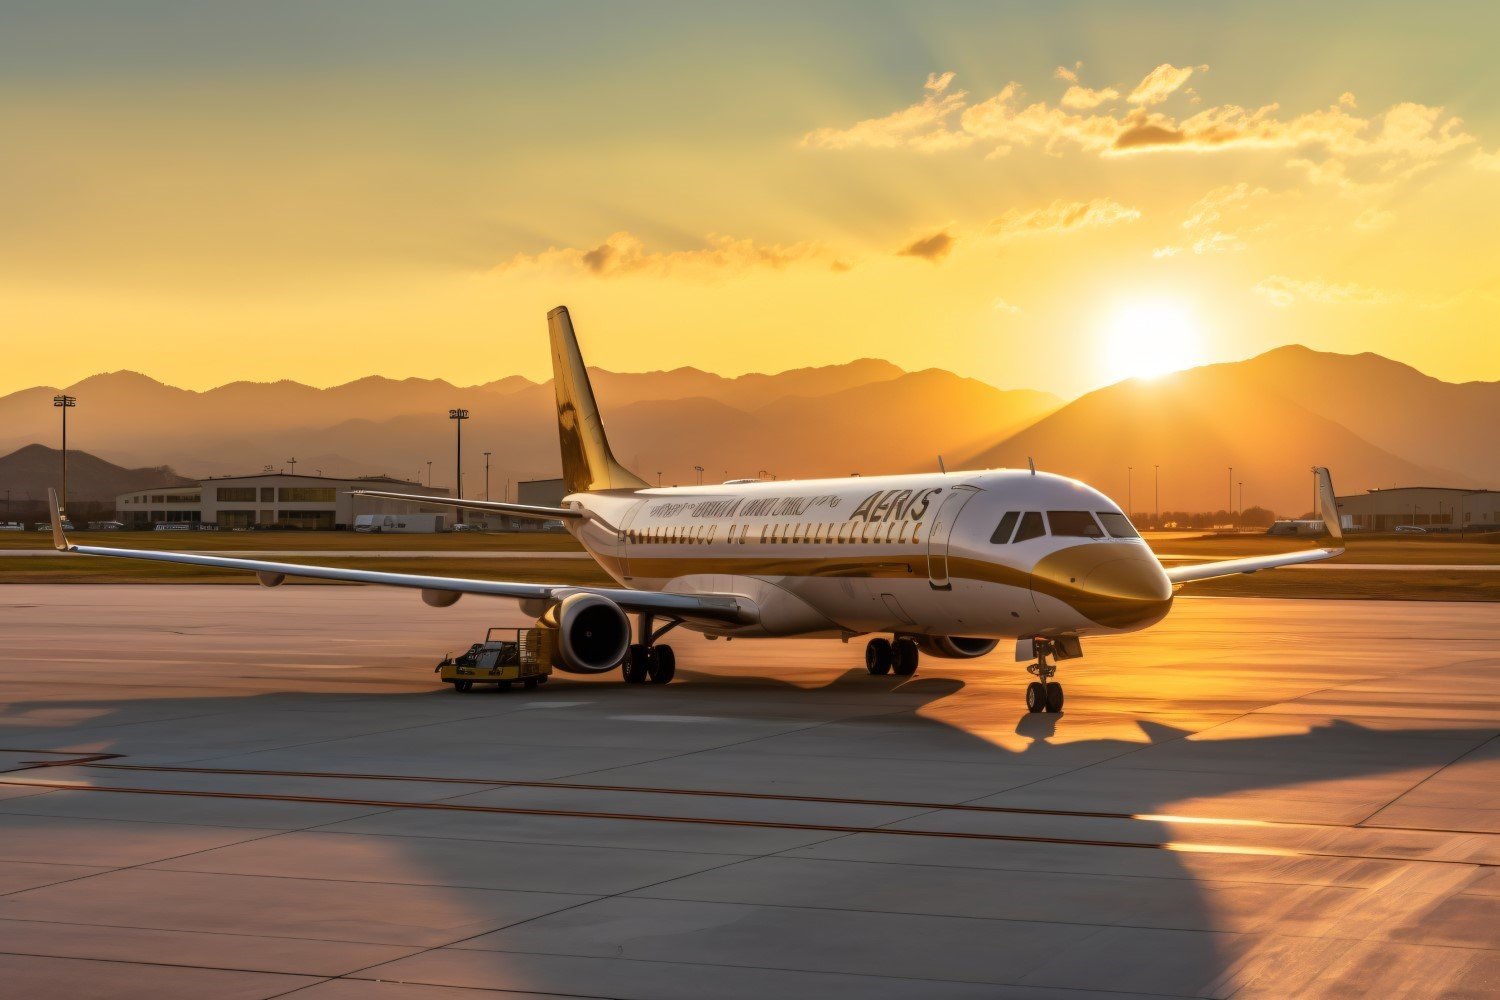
[4,2,1498,398]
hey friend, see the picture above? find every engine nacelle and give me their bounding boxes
[537,593,630,674]
[913,635,999,659]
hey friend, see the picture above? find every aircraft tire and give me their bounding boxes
[865,638,893,676]
[892,638,919,676]
[1045,682,1064,713]
[1025,681,1046,713]
[454,680,473,693]
[648,645,676,684]
[622,644,651,684]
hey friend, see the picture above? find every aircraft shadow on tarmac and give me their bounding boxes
[0,658,1495,997]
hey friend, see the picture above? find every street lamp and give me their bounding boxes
[1154,464,1160,529]
[1238,481,1244,521]
[286,458,297,475]
[694,465,704,485]
[426,461,433,486]
[52,394,76,516]
[448,409,469,524]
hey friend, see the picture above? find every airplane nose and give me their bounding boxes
[1031,545,1173,630]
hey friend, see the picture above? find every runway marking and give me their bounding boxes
[0,774,1487,868]
[8,757,1496,839]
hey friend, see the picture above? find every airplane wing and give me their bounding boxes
[1164,467,1345,585]
[347,490,583,521]
[45,490,750,625]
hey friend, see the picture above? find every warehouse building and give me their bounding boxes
[1336,487,1500,532]
[117,473,450,530]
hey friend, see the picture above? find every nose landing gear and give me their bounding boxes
[1024,641,1064,713]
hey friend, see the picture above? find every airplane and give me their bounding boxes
[47,306,1345,712]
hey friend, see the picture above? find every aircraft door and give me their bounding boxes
[617,500,647,580]
[926,485,979,590]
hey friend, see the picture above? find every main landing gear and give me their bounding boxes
[1024,639,1064,714]
[623,614,678,685]
[865,636,919,677]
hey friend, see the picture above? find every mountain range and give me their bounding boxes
[0,346,1494,514]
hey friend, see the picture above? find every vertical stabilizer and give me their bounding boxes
[549,306,648,494]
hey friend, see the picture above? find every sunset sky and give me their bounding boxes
[4,1,1498,398]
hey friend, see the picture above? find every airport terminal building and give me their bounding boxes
[1337,486,1500,532]
[116,473,451,530]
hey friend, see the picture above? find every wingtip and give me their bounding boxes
[46,487,71,552]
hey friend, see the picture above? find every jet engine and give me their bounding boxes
[913,635,999,659]
[537,593,631,674]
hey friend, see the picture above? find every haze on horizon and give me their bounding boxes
[3,1,1498,398]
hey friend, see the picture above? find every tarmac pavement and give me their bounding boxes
[0,586,1495,999]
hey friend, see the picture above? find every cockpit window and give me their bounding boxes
[1047,510,1105,538]
[989,511,1019,544]
[1097,512,1141,539]
[1012,511,1046,542]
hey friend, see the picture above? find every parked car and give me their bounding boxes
[154,523,190,531]
[87,521,125,530]
[0,522,24,532]
[36,521,74,531]
[1393,525,1427,534]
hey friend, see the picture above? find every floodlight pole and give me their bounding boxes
[52,395,76,517]
[1154,464,1159,528]
[449,409,469,524]
[483,451,492,502]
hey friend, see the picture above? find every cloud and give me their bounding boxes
[1061,85,1120,110]
[1153,182,1275,255]
[496,231,830,277]
[990,198,1141,238]
[804,68,1479,176]
[1472,148,1500,171]
[897,229,956,261]
[993,297,1022,314]
[1127,63,1201,105]
[801,71,972,153]
[1253,275,1393,308]
[1053,62,1119,109]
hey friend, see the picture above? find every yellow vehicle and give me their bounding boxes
[437,627,554,692]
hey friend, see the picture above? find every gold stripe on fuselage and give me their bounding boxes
[584,541,1170,631]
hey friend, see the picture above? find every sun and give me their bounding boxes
[1100,300,1206,383]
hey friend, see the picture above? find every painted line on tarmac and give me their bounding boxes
[58,760,1500,839]
[0,775,1488,868]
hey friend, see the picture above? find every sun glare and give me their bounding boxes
[1101,300,1206,383]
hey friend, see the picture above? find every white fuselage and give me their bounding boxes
[561,470,1174,640]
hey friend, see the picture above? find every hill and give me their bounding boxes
[963,350,1493,514]
[0,444,193,504]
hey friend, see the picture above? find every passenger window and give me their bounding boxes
[1047,511,1105,538]
[1097,512,1140,538]
[990,511,1019,544]
[1013,511,1046,542]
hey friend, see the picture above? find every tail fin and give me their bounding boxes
[548,306,648,494]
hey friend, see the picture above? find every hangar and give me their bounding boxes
[116,473,451,529]
[1337,486,1500,532]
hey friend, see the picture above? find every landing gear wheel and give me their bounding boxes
[1025,681,1046,713]
[891,638,919,677]
[1044,682,1064,713]
[648,644,676,684]
[865,637,893,676]
[523,677,539,690]
[496,681,513,692]
[453,680,474,693]
[622,644,651,684]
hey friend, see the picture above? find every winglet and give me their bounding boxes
[1312,467,1343,544]
[47,488,72,552]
